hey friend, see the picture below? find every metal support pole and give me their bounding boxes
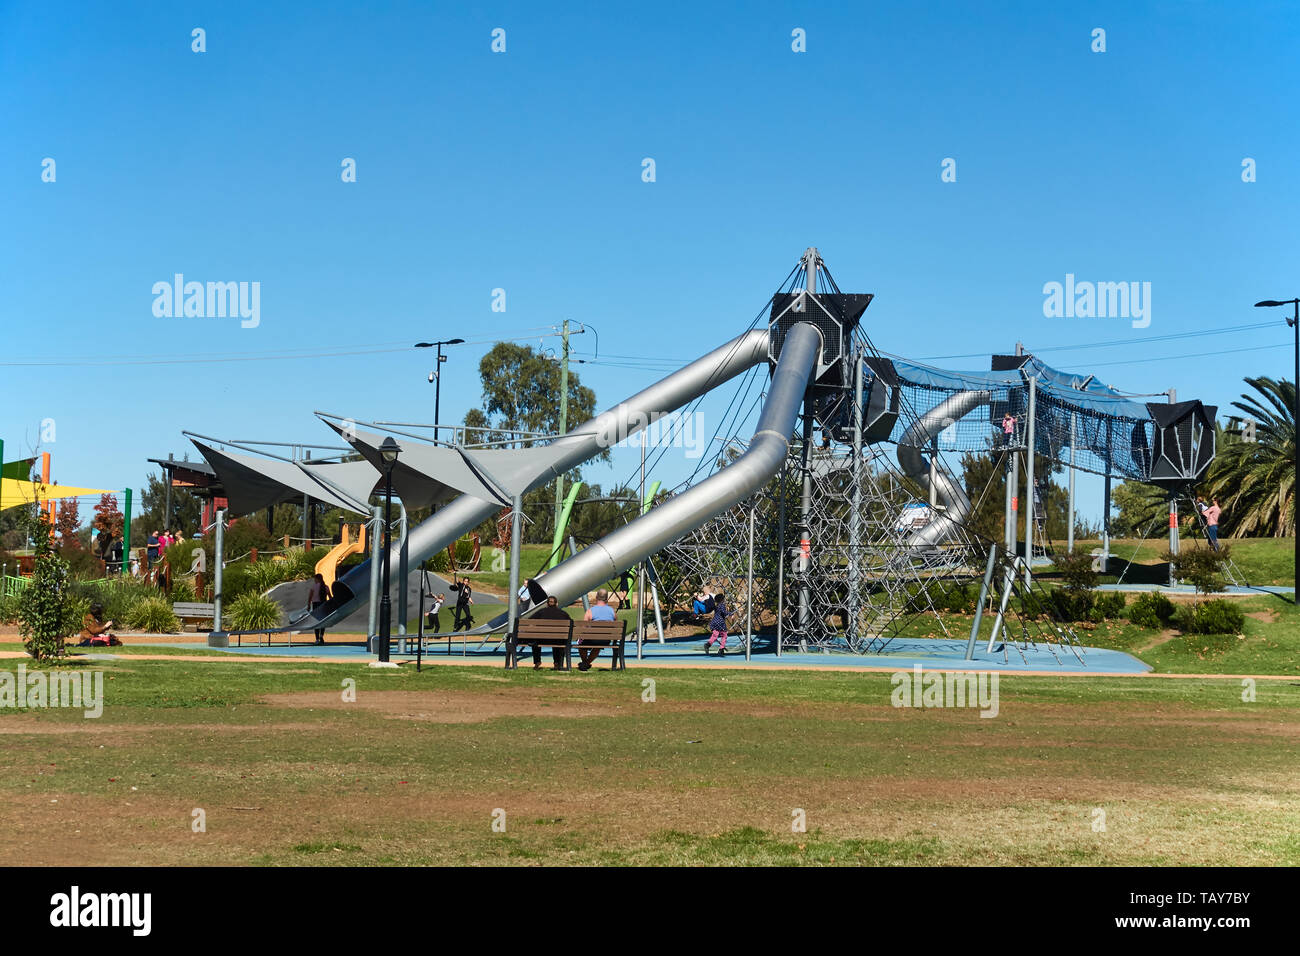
[1102,420,1113,571]
[745,500,755,661]
[637,426,646,656]
[302,494,310,547]
[848,350,863,647]
[568,536,590,613]
[123,488,132,576]
[776,458,786,658]
[367,505,381,648]
[798,403,813,648]
[987,557,1018,652]
[1023,376,1037,587]
[379,470,394,663]
[416,571,425,671]
[1067,414,1076,553]
[212,508,225,630]
[965,544,999,660]
[397,501,409,636]
[507,493,523,643]
[1007,449,1019,558]
[1169,497,1179,586]
[554,318,570,535]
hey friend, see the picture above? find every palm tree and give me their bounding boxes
[1207,376,1295,537]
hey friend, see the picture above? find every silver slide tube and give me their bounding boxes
[518,322,822,614]
[896,390,990,547]
[297,329,771,632]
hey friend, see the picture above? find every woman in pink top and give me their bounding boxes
[1203,499,1222,551]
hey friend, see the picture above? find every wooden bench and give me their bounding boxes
[505,619,573,670]
[173,602,216,632]
[572,619,627,671]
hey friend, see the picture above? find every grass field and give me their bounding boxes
[2,653,1298,866]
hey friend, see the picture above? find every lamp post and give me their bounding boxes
[414,338,465,445]
[1254,298,1299,606]
[378,436,401,661]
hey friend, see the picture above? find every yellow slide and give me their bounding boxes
[315,523,366,590]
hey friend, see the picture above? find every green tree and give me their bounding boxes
[1207,376,1295,537]
[1108,480,1167,538]
[463,342,600,452]
[959,451,1073,544]
[17,517,76,659]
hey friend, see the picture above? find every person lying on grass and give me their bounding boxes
[78,603,122,647]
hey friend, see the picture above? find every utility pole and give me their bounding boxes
[553,319,570,535]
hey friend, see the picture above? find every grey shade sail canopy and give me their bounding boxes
[189,439,377,517]
[321,418,579,510]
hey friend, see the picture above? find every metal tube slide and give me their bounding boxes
[286,328,771,634]
[896,390,990,547]
[502,322,823,619]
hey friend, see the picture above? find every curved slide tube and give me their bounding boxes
[481,321,823,625]
[895,390,990,547]
[270,329,773,635]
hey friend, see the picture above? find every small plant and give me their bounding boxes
[17,518,78,660]
[127,596,181,633]
[1173,599,1245,635]
[1164,545,1230,596]
[1128,591,1176,629]
[226,592,283,631]
[1090,591,1127,621]
[0,593,21,624]
[1053,548,1098,592]
[1046,587,1094,622]
[169,580,197,604]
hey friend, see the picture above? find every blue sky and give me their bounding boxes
[1,0,1296,524]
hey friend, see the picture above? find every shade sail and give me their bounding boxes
[190,440,376,517]
[323,420,576,510]
[0,478,117,511]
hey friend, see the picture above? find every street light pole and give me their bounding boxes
[378,437,401,661]
[414,338,465,445]
[1253,298,1299,606]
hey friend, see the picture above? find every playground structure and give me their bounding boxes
[187,249,1218,663]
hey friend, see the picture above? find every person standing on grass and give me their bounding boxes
[578,589,617,671]
[308,572,331,644]
[703,591,736,657]
[530,595,571,670]
[1204,498,1222,551]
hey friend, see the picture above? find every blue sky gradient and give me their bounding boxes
[1,0,1296,523]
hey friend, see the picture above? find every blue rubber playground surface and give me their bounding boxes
[143,633,1151,675]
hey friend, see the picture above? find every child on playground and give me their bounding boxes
[703,592,736,656]
[1204,498,1222,551]
[1001,413,1016,447]
[308,573,331,644]
[426,593,446,632]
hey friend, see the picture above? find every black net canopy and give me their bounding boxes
[861,352,1215,486]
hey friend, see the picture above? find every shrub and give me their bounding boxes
[1046,587,1094,622]
[1090,591,1127,621]
[1053,548,1098,592]
[424,550,450,574]
[126,596,181,633]
[0,593,21,624]
[69,577,155,624]
[934,581,978,613]
[169,580,197,604]
[1164,545,1230,595]
[1173,599,1245,635]
[225,592,283,631]
[1128,591,1176,629]
[17,520,77,659]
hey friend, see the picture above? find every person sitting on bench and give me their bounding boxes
[529,595,572,670]
[78,603,121,647]
[578,589,617,671]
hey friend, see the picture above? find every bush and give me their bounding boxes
[1173,599,1245,635]
[168,580,197,604]
[424,549,450,574]
[126,596,181,633]
[1090,591,1127,621]
[17,520,77,659]
[1053,548,1098,592]
[934,581,978,613]
[225,592,283,631]
[69,577,155,624]
[1128,591,1176,629]
[1164,545,1230,595]
[1046,587,1094,622]
[0,593,21,624]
